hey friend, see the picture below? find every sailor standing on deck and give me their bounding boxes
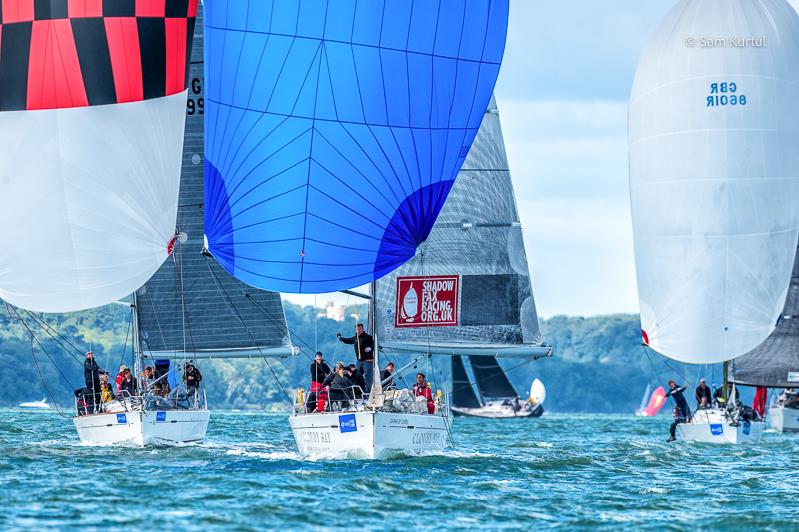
[310,352,331,412]
[665,380,690,442]
[337,324,375,391]
[83,351,105,412]
[695,378,712,409]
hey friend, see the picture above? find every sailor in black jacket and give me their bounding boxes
[695,378,712,408]
[337,323,375,390]
[666,380,691,442]
[310,352,331,387]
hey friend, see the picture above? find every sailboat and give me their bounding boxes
[19,398,50,410]
[0,3,203,444]
[77,4,297,446]
[730,0,799,436]
[451,356,546,418]
[629,0,799,443]
[202,0,513,458]
[733,242,799,433]
[373,94,551,419]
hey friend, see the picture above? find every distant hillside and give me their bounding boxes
[0,303,720,413]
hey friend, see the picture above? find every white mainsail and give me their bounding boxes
[629,0,799,364]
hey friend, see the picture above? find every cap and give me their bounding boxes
[700,378,706,383]
[119,364,129,372]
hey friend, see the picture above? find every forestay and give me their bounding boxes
[0,2,198,312]
[629,0,799,363]
[137,6,293,360]
[203,0,509,293]
[733,244,799,388]
[375,97,547,358]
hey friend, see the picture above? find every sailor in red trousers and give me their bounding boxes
[310,352,331,412]
[412,373,435,414]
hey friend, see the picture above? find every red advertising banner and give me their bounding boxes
[395,275,459,328]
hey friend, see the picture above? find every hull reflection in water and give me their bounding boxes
[289,411,450,459]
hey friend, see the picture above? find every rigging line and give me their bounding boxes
[114,307,133,376]
[204,260,293,406]
[242,292,316,362]
[448,357,540,399]
[174,246,200,361]
[8,305,74,418]
[27,336,71,419]
[22,310,84,361]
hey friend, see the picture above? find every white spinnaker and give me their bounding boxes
[0,92,187,313]
[629,0,799,364]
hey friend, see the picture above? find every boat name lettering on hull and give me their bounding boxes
[412,432,442,445]
[301,430,331,444]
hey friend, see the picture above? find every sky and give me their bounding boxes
[284,0,678,318]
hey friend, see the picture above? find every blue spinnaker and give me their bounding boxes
[204,0,509,293]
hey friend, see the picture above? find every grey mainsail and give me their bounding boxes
[375,96,548,359]
[733,247,799,388]
[137,6,293,359]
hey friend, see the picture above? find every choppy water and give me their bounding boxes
[1,409,797,530]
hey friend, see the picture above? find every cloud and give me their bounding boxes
[497,99,639,317]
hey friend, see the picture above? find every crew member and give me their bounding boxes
[119,367,138,397]
[99,373,115,405]
[327,365,354,410]
[184,362,203,401]
[310,352,331,412]
[665,380,690,442]
[83,351,103,412]
[337,323,375,391]
[347,363,367,399]
[381,362,396,391]
[695,378,712,409]
[412,373,435,414]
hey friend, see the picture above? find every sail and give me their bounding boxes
[451,356,481,409]
[202,0,509,294]
[644,386,667,417]
[629,0,799,363]
[469,356,517,400]
[375,97,547,358]
[733,245,799,388]
[0,2,199,312]
[137,4,293,359]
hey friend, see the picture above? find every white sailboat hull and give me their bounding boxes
[451,401,538,419]
[73,410,210,446]
[676,409,764,444]
[289,411,450,459]
[768,406,799,433]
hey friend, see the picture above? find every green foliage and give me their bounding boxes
[0,303,716,413]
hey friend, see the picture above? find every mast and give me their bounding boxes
[723,360,729,405]
[132,292,142,390]
[368,281,383,407]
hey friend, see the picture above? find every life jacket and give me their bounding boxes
[100,383,114,403]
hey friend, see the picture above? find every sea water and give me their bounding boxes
[1,409,797,529]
